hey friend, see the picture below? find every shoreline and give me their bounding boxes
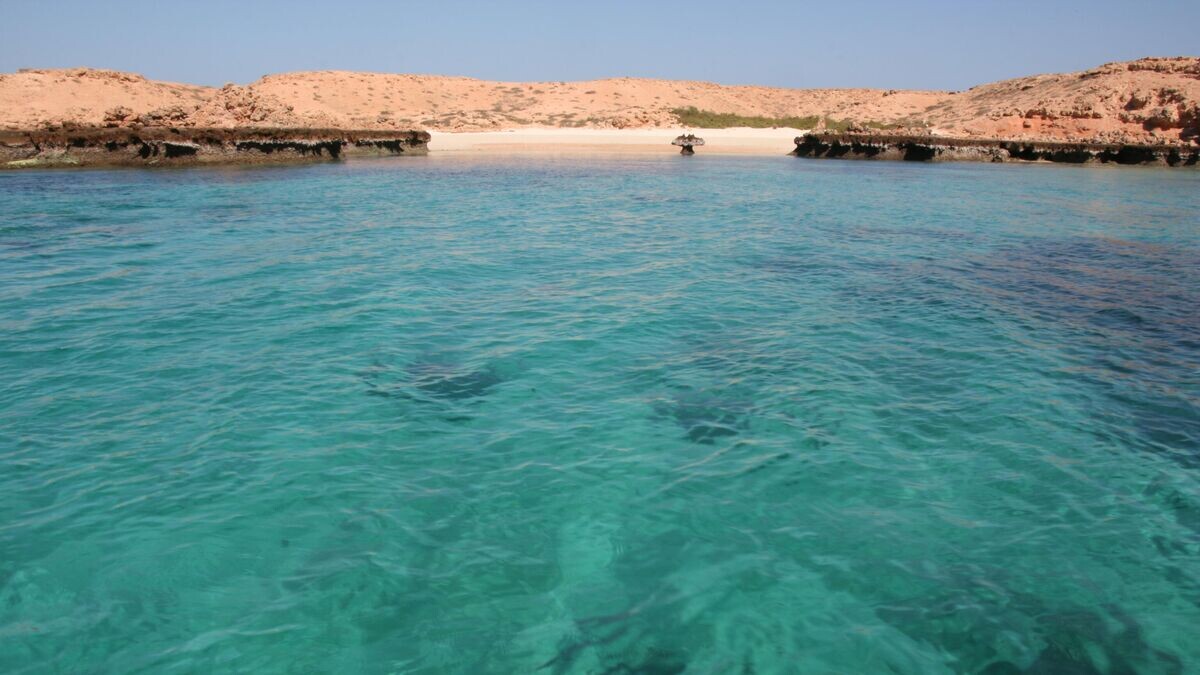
[2,126,1197,169]
[428,127,802,156]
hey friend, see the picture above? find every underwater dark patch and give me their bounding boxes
[750,249,838,282]
[964,235,1199,345]
[410,364,503,401]
[540,594,689,675]
[980,661,1023,675]
[654,391,750,444]
[1092,307,1146,329]
[875,581,1184,675]
[1146,476,1200,536]
[361,359,504,403]
[952,234,1200,470]
[597,648,687,675]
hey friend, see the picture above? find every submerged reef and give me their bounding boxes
[362,359,503,404]
[653,390,752,444]
[0,127,430,169]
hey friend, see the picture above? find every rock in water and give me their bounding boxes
[671,133,704,155]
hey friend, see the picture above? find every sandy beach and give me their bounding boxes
[428,127,804,155]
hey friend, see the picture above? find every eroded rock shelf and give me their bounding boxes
[0,127,430,169]
[793,133,1199,167]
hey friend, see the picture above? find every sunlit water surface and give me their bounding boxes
[2,156,1199,673]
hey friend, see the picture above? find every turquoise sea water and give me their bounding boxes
[1,156,1199,674]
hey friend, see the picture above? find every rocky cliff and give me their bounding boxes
[920,57,1200,146]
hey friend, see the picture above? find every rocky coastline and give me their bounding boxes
[793,133,1199,167]
[0,127,429,169]
[2,57,1198,169]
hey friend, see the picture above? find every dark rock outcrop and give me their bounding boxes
[0,127,430,169]
[793,133,1199,167]
[671,133,705,155]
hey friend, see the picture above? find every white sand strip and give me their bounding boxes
[428,127,806,156]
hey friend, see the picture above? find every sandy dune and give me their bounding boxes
[2,58,1196,146]
[248,71,947,132]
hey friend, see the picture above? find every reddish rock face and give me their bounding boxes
[926,57,1200,145]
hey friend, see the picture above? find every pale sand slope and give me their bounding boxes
[249,71,944,131]
[429,128,802,155]
[2,57,1197,145]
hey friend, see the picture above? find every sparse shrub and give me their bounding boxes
[822,118,906,132]
[821,117,853,132]
[671,107,821,129]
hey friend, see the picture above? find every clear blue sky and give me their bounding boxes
[2,0,1197,90]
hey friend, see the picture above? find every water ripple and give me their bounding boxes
[1,158,1198,673]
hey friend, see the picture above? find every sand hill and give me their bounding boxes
[2,58,1197,145]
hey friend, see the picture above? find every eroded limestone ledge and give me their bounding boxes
[0,127,430,169]
[793,133,1199,167]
